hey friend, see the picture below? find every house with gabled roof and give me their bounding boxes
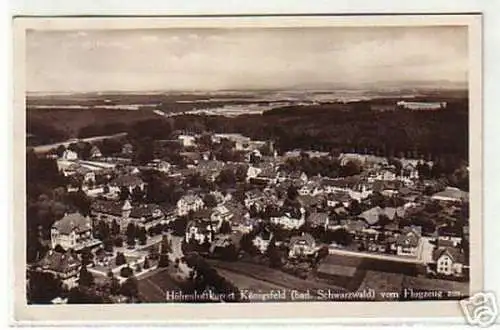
[110,174,145,194]
[35,250,81,282]
[288,233,317,259]
[51,213,101,251]
[394,226,421,256]
[177,193,204,216]
[432,246,466,277]
[307,212,329,229]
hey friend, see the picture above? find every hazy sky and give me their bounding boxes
[26,26,468,92]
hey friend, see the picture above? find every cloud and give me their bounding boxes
[26,26,468,92]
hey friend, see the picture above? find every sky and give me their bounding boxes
[26,26,468,93]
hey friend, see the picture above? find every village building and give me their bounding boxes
[177,194,205,216]
[90,145,102,159]
[146,159,171,173]
[210,205,233,231]
[110,174,145,194]
[185,220,213,245]
[61,149,78,161]
[393,226,422,256]
[432,246,466,278]
[121,143,134,156]
[431,187,469,203]
[326,191,351,208]
[252,230,273,254]
[270,210,306,230]
[396,100,446,110]
[178,134,197,147]
[35,250,81,284]
[288,233,317,259]
[51,213,101,251]
[298,181,324,196]
[307,212,329,229]
[91,199,166,232]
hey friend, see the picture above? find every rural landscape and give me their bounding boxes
[25,26,470,304]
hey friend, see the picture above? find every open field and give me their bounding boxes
[209,260,347,294]
[137,268,182,303]
[216,269,288,292]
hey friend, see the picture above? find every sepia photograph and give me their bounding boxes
[13,14,483,322]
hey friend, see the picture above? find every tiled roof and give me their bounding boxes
[53,213,91,235]
[432,247,465,264]
[91,199,124,217]
[37,250,81,274]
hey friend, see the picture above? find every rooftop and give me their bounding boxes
[53,213,91,235]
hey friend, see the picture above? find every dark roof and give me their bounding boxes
[192,208,213,220]
[307,212,329,226]
[111,174,144,187]
[37,250,81,274]
[432,247,465,264]
[53,213,91,235]
[130,204,164,219]
[91,199,124,217]
[328,191,351,203]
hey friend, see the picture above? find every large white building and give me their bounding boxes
[51,213,101,251]
[177,194,205,216]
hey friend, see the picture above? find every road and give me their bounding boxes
[30,132,128,154]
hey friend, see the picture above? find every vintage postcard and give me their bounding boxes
[13,14,483,324]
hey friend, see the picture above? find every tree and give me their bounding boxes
[172,217,188,236]
[315,245,329,264]
[109,276,121,295]
[131,186,144,203]
[266,239,283,269]
[120,276,139,299]
[126,223,136,242]
[127,235,136,248]
[80,248,94,266]
[120,266,134,278]
[55,145,66,157]
[27,271,63,304]
[54,244,66,253]
[219,221,232,234]
[287,185,299,200]
[116,252,127,266]
[137,226,147,245]
[143,256,150,269]
[340,160,362,177]
[103,238,114,252]
[119,186,130,201]
[114,236,124,247]
[111,220,120,236]
[203,193,218,208]
[78,265,95,287]
[158,253,170,267]
[135,263,142,273]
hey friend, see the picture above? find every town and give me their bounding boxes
[26,125,470,304]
